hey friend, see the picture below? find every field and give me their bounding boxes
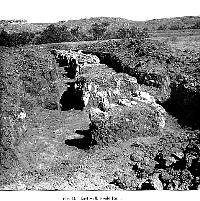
[0,17,200,191]
[149,29,200,51]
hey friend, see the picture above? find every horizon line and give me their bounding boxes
[1,14,200,24]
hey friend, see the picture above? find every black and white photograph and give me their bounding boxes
[0,0,200,200]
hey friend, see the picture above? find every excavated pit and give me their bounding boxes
[60,82,85,111]
[65,129,97,149]
[50,49,200,190]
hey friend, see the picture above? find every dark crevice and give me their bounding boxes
[50,50,85,111]
[161,85,200,130]
[60,82,85,111]
[65,129,97,149]
[58,55,69,67]
[52,51,78,79]
[140,182,155,190]
[64,58,77,79]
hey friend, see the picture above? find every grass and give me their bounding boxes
[154,35,200,51]
[150,29,200,38]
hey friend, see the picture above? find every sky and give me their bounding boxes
[1,0,200,23]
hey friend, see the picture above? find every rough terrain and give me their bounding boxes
[0,39,200,190]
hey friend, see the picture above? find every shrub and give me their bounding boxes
[192,21,200,29]
[116,26,149,39]
[0,29,35,47]
[89,22,110,40]
[34,24,72,44]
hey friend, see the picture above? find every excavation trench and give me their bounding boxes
[52,49,200,140]
[49,50,200,190]
[51,50,85,111]
[82,51,162,88]
[82,50,200,130]
[50,50,95,149]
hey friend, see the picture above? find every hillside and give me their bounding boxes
[1,16,200,48]
[145,15,200,30]
[58,17,143,33]
[1,15,200,34]
[0,22,50,33]
[62,15,200,31]
[0,17,140,34]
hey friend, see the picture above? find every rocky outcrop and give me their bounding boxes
[89,105,161,146]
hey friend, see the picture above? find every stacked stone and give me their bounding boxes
[51,49,100,67]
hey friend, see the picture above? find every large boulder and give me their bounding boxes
[89,104,162,146]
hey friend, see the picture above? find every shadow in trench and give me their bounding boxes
[65,129,97,149]
[60,83,85,111]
